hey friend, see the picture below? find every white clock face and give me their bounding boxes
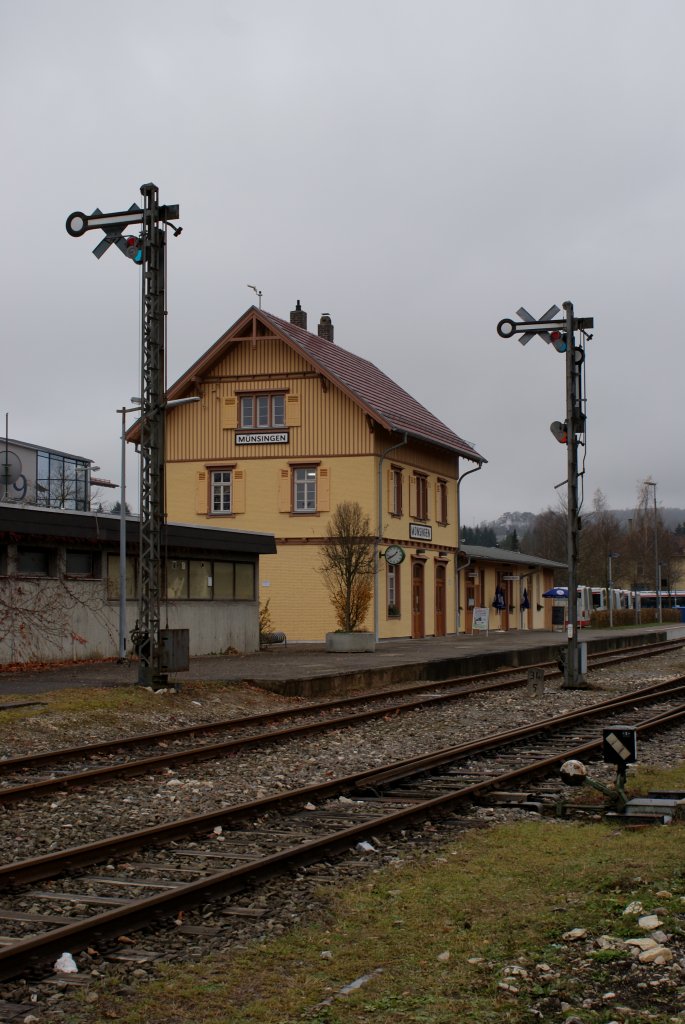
[385,545,405,565]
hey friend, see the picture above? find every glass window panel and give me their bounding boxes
[189,560,212,599]
[37,452,49,482]
[166,559,187,599]
[256,395,270,427]
[234,562,255,600]
[272,394,285,426]
[211,470,232,513]
[294,467,316,511]
[213,561,234,598]
[17,548,50,575]
[66,550,94,575]
[240,396,253,428]
[107,555,136,600]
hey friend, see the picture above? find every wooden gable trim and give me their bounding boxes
[164,306,396,438]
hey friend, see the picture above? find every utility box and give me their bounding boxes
[160,629,190,672]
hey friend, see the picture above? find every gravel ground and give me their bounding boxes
[1,650,685,1021]
[1,652,684,866]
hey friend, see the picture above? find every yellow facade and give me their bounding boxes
[162,310,469,641]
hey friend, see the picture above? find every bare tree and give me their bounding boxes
[521,503,567,575]
[577,489,623,586]
[319,501,375,632]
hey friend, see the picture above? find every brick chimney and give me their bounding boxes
[290,300,307,330]
[317,313,334,343]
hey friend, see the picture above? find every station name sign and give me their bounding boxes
[409,523,432,541]
[235,432,289,446]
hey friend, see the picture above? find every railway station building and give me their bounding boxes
[458,545,566,633]
[155,301,493,642]
[0,502,275,666]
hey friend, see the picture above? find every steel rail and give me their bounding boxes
[2,677,685,890]
[1,640,682,805]
[0,691,684,982]
[1,636,680,774]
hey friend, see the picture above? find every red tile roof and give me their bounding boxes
[168,307,485,463]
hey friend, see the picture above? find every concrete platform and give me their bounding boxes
[1,624,683,699]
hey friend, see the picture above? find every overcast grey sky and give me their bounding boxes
[3,1,683,525]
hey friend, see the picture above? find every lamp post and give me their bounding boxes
[644,481,662,624]
[608,551,620,628]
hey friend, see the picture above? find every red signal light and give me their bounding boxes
[549,330,567,353]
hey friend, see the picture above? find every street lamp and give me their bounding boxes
[608,552,620,628]
[644,481,662,624]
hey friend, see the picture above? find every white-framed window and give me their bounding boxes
[293,466,317,512]
[387,563,400,616]
[240,393,286,429]
[211,469,232,514]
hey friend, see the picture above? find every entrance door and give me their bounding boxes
[496,571,511,630]
[435,563,446,636]
[465,582,475,633]
[412,561,425,638]
[464,569,483,633]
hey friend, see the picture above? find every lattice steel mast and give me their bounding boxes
[67,184,180,687]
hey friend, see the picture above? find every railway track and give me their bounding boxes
[1,637,682,805]
[0,677,684,984]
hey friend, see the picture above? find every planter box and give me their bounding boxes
[325,631,376,653]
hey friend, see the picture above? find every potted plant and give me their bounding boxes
[320,501,376,652]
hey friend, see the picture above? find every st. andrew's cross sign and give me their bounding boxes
[497,306,594,349]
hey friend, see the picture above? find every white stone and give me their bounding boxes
[437,951,450,962]
[638,914,663,930]
[562,928,587,941]
[626,937,658,951]
[623,900,644,915]
[639,945,673,964]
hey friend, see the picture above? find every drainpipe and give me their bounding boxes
[374,432,408,643]
[455,461,484,634]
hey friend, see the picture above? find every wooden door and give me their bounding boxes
[412,561,425,639]
[465,582,475,632]
[435,563,446,636]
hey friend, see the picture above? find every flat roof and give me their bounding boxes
[0,503,277,556]
[2,437,93,464]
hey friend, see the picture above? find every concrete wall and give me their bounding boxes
[0,576,259,666]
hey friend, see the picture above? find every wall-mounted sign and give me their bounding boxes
[409,523,432,542]
[235,432,289,446]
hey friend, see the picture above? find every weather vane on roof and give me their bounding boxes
[247,284,263,309]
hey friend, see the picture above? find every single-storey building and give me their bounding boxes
[458,545,567,632]
[0,502,276,666]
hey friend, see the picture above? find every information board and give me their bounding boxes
[472,607,489,633]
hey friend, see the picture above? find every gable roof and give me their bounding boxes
[167,307,485,463]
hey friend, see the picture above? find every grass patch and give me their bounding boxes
[70,816,685,1024]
